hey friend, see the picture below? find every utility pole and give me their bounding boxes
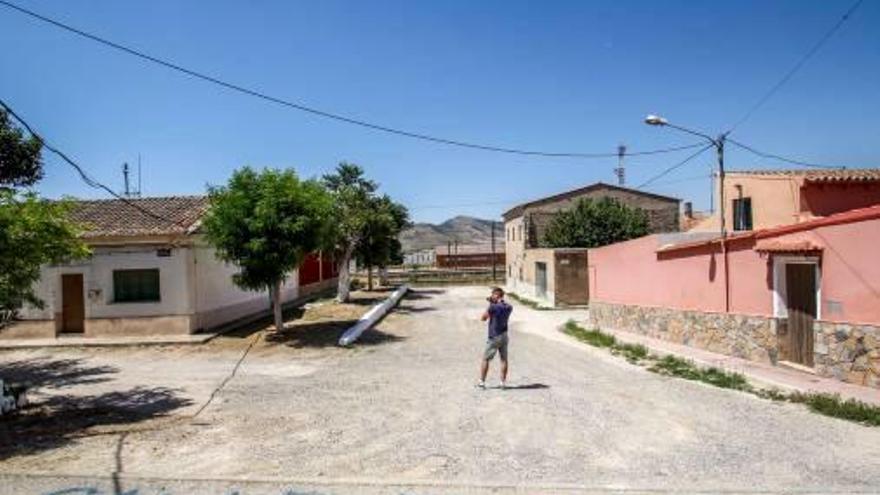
[644,115,730,312]
[614,144,626,186]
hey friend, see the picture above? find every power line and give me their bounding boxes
[727,138,846,169]
[0,0,706,159]
[637,144,715,189]
[728,0,864,133]
[0,98,190,229]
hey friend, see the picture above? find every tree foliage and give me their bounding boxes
[0,110,88,326]
[0,192,90,324]
[202,167,333,330]
[356,195,410,288]
[0,109,43,188]
[541,197,650,248]
[322,163,380,301]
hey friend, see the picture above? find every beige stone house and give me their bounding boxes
[4,196,336,339]
[502,182,680,307]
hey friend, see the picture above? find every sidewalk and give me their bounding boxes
[575,318,880,406]
[0,332,216,349]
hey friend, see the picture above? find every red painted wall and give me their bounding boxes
[801,183,880,218]
[298,252,322,286]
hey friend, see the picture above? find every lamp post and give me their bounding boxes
[645,115,730,312]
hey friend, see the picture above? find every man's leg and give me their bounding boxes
[499,335,509,387]
[480,358,490,383]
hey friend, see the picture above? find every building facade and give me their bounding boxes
[690,168,880,232]
[588,205,880,389]
[434,243,505,269]
[502,182,680,306]
[3,196,336,339]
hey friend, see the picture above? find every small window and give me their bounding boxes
[733,197,753,231]
[113,269,160,302]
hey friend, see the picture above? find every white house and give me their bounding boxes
[4,196,336,339]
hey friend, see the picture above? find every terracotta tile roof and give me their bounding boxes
[68,196,209,238]
[728,168,880,182]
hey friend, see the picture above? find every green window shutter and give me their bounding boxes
[113,269,161,302]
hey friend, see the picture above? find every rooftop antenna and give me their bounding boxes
[614,144,626,186]
[122,162,131,197]
[122,158,142,198]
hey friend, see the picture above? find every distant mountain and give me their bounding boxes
[399,215,503,253]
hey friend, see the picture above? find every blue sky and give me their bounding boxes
[1,0,878,223]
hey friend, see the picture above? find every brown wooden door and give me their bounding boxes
[61,274,85,334]
[785,264,816,367]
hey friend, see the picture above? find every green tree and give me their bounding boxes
[0,192,90,326]
[356,195,410,290]
[322,163,379,302]
[541,197,650,248]
[202,167,333,332]
[0,109,88,327]
[0,109,43,189]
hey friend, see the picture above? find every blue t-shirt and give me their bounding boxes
[487,300,513,338]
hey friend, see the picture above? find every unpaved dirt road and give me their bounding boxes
[2,286,880,494]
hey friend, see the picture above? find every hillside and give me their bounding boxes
[399,216,503,252]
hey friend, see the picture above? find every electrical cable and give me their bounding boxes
[637,144,714,189]
[0,97,192,229]
[0,0,706,159]
[727,0,864,133]
[727,138,845,170]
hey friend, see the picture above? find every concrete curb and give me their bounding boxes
[338,285,409,346]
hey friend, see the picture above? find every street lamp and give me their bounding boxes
[645,114,730,312]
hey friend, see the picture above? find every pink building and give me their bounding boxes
[690,168,880,232]
[589,205,880,388]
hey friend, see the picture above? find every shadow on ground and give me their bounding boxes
[264,319,405,348]
[0,358,192,461]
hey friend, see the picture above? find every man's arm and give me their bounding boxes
[481,304,494,322]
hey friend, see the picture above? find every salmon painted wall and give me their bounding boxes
[589,235,772,316]
[589,216,880,325]
[783,218,880,325]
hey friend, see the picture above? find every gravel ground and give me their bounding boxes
[2,286,880,494]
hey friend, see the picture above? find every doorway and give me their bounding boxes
[61,274,85,334]
[773,257,821,367]
[783,263,817,367]
[535,262,548,299]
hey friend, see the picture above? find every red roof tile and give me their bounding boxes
[68,196,209,238]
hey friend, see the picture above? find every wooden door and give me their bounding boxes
[784,264,816,367]
[61,274,85,334]
[554,251,589,306]
[535,262,548,299]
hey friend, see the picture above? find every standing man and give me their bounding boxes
[478,287,513,389]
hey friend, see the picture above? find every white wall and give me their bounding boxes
[19,245,194,321]
[192,244,299,329]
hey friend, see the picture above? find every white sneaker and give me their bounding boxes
[500,382,507,390]
[476,381,486,389]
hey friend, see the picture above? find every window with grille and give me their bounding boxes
[113,269,161,302]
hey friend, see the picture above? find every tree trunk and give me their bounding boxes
[379,266,389,287]
[336,245,355,303]
[367,266,373,291]
[271,280,284,332]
